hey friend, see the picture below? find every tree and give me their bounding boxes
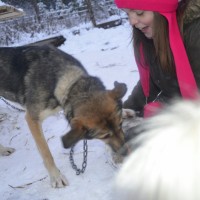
[85,0,112,26]
[29,0,40,21]
[55,0,65,10]
[37,1,47,14]
[85,0,96,26]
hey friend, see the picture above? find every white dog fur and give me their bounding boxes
[114,99,200,200]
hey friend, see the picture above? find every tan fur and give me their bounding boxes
[39,107,62,121]
[25,111,68,187]
[54,67,85,105]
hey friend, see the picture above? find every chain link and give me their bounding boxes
[0,96,25,112]
[69,139,88,175]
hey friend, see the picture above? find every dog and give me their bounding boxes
[114,99,200,200]
[0,45,127,188]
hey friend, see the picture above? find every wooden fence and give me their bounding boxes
[0,5,122,46]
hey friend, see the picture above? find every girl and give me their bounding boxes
[115,0,200,117]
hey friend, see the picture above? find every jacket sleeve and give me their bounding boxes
[123,80,146,112]
[123,77,161,116]
[184,17,200,88]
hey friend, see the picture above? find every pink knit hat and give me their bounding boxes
[115,0,198,99]
[115,0,178,13]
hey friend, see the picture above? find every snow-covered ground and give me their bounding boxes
[0,21,139,200]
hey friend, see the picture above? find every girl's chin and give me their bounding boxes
[141,27,153,39]
[144,33,153,39]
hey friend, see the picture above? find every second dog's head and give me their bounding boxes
[62,81,127,153]
[114,99,200,200]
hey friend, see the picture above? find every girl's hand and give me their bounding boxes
[122,108,136,119]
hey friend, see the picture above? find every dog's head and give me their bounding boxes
[62,81,127,153]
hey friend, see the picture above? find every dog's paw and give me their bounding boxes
[50,170,68,188]
[0,145,15,156]
[122,109,136,119]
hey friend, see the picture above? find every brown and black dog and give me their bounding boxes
[0,45,127,187]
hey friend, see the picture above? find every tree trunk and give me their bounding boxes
[30,0,41,22]
[85,0,96,26]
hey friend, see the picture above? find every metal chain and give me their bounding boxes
[69,139,88,175]
[0,96,25,112]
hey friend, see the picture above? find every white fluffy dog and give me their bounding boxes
[114,99,200,200]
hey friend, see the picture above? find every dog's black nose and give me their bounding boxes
[61,135,71,149]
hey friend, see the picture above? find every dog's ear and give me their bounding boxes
[108,81,127,100]
[61,119,85,148]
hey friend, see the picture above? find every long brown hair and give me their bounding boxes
[133,1,188,75]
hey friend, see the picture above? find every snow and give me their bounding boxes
[0,21,139,200]
[0,1,6,6]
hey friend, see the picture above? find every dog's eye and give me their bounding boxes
[100,132,113,139]
[103,134,111,139]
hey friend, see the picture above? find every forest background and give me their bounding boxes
[0,0,125,46]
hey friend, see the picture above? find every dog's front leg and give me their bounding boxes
[25,112,68,188]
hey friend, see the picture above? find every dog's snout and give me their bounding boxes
[62,135,71,148]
